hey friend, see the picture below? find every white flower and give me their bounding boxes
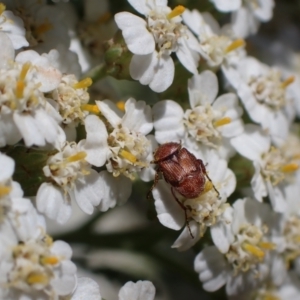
[0,48,65,147]
[231,124,299,212]
[231,0,275,38]
[225,56,295,146]
[36,139,104,223]
[0,152,23,221]
[2,0,70,53]
[153,70,244,159]
[95,98,156,182]
[115,0,200,92]
[182,10,246,68]
[0,3,28,49]
[195,198,275,296]
[209,0,275,38]
[152,147,236,251]
[118,280,155,300]
[49,74,92,140]
[70,277,101,300]
[0,198,77,299]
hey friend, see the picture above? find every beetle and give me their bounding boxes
[148,142,220,238]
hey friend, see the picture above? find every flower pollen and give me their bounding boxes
[225,39,245,53]
[225,224,272,275]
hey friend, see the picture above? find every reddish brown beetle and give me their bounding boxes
[148,142,220,237]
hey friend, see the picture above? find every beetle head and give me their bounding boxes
[153,142,181,163]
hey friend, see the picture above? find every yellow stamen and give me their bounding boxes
[293,235,300,243]
[66,151,87,163]
[0,3,6,15]
[203,180,213,194]
[281,163,298,173]
[116,101,125,111]
[20,62,31,81]
[97,12,111,24]
[225,39,245,53]
[16,80,25,98]
[43,234,53,246]
[214,117,231,127]
[243,243,265,259]
[119,149,137,163]
[73,77,93,89]
[27,272,49,285]
[281,76,295,88]
[0,185,11,197]
[34,21,53,35]
[81,104,100,114]
[258,241,276,250]
[167,5,185,19]
[40,256,59,265]
[292,154,300,160]
[263,295,281,300]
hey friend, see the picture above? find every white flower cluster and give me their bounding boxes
[1,0,300,299]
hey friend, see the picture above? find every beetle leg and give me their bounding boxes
[147,171,160,200]
[198,159,221,199]
[171,187,194,239]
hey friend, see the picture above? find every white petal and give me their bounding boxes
[139,135,157,182]
[130,53,174,93]
[97,171,132,211]
[188,70,218,107]
[79,115,109,167]
[176,36,199,74]
[122,98,153,135]
[0,153,14,181]
[0,32,15,67]
[153,100,185,144]
[230,124,270,161]
[13,112,45,147]
[210,222,230,253]
[51,240,73,259]
[194,246,228,291]
[73,169,102,214]
[71,277,101,300]
[51,260,77,295]
[96,100,122,128]
[266,182,287,213]
[171,221,200,251]
[231,7,260,38]
[152,180,185,230]
[0,113,22,147]
[211,0,241,12]
[115,12,154,55]
[119,280,156,300]
[251,162,267,202]
[36,182,72,224]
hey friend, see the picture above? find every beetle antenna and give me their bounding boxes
[205,173,221,199]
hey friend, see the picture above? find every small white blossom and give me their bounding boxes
[0,198,77,299]
[3,0,70,53]
[115,0,200,92]
[195,198,275,296]
[231,124,299,212]
[209,0,275,38]
[36,139,104,223]
[225,56,295,146]
[118,280,155,300]
[0,3,28,49]
[0,49,64,147]
[183,10,246,69]
[153,70,244,159]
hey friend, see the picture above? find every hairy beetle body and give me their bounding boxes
[149,142,219,238]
